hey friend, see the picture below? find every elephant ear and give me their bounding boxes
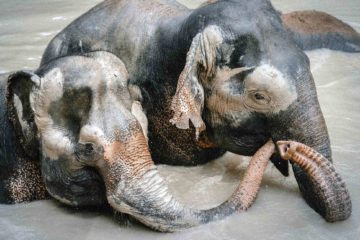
[7,71,41,159]
[281,10,360,52]
[170,25,224,139]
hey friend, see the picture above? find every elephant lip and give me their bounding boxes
[228,134,270,156]
[228,136,290,176]
[270,153,289,176]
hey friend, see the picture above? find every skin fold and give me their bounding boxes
[1,0,358,231]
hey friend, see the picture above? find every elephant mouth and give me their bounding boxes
[215,131,269,157]
[231,136,290,176]
[269,153,289,176]
[232,135,269,155]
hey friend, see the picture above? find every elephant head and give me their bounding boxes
[6,51,283,231]
[170,2,353,222]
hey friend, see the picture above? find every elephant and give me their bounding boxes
[0,51,351,232]
[0,51,289,231]
[1,0,359,232]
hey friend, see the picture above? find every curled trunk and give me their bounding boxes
[269,73,351,222]
[277,141,352,222]
[100,131,275,232]
[96,119,350,231]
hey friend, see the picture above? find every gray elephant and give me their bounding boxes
[1,0,359,232]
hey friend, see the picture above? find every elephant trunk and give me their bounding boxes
[277,141,351,222]
[270,73,351,221]
[98,129,274,232]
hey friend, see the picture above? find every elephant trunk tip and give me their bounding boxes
[276,140,292,160]
[276,140,352,223]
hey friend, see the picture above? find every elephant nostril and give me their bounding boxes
[284,144,291,153]
[85,143,94,155]
[275,141,289,159]
[75,142,104,166]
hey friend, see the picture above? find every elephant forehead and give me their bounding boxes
[36,52,129,103]
[245,64,288,90]
[34,67,131,121]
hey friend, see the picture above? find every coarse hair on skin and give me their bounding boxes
[8,159,47,203]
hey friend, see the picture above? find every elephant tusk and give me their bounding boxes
[276,140,352,222]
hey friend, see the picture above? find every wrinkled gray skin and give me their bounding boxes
[4,51,279,231]
[3,0,359,232]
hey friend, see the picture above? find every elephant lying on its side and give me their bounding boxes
[1,0,359,232]
[0,51,350,231]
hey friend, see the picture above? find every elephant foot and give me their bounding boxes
[277,141,352,222]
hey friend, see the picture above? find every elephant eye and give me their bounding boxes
[250,91,270,105]
[254,93,265,100]
[244,90,272,112]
